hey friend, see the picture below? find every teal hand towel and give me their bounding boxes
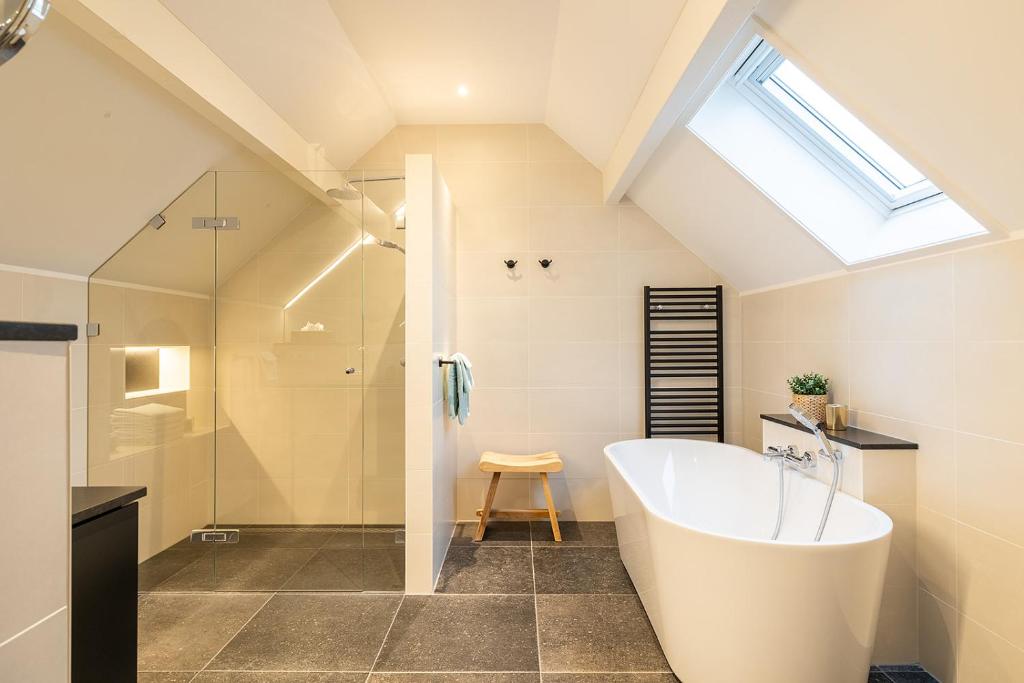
[450,352,474,425]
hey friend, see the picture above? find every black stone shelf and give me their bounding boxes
[760,413,918,451]
[0,320,78,342]
[72,486,147,526]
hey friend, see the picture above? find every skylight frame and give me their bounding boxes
[733,40,944,215]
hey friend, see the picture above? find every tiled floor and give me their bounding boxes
[137,521,939,682]
[138,527,405,593]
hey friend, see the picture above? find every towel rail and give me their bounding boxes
[644,285,725,442]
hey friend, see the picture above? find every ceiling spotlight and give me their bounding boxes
[456,84,469,97]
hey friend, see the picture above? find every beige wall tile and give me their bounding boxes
[958,616,1024,683]
[457,298,529,343]
[529,387,618,434]
[0,606,68,683]
[862,450,916,505]
[850,341,955,427]
[396,125,438,155]
[919,589,958,682]
[530,297,619,343]
[956,341,1024,444]
[527,342,619,387]
[957,522,1024,649]
[917,507,957,606]
[850,255,954,342]
[456,341,528,388]
[437,124,527,164]
[527,162,602,206]
[528,205,619,252]
[456,251,530,297]
[456,207,528,252]
[955,239,1024,343]
[619,250,709,294]
[741,289,786,342]
[439,163,528,207]
[742,342,786,395]
[527,252,619,297]
[783,276,849,343]
[957,433,1024,546]
[456,432,530,479]
[461,387,529,433]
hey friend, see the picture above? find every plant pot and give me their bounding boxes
[791,393,827,426]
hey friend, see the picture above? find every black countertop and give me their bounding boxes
[760,413,918,450]
[72,486,147,526]
[0,321,78,342]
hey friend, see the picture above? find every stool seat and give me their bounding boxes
[474,450,564,542]
[479,451,563,473]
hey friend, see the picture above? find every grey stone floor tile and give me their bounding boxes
[531,521,618,546]
[232,529,335,549]
[536,594,669,672]
[138,592,271,672]
[881,672,939,683]
[449,521,531,546]
[208,593,401,672]
[533,547,635,594]
[325,527,405,548]
[194,673,366,682]
[282,548,404,592]
[139,545,211,591]
[543,675,679,683]
[435,546,533,594]
[136,674,197,683]
[367,675,540,682]
[374,595,538,672]
[869,673,894,683]
[152,548,318,592]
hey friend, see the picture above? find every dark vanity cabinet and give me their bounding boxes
[71,486,146,682]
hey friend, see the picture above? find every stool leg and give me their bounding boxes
[475,472,501,542]
[540,472,561,542]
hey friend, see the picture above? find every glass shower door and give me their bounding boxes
[211,170,374,590]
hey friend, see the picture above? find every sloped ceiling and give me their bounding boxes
[0,12,243,276]
[159,0,395,170]
[628,0,1024,292]
[157,0,686,173]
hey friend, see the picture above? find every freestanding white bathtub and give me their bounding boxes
[605,438,892,683]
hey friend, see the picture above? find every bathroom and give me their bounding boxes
[0,1,1019,681]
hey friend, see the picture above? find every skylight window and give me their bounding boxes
[735,41,942,214]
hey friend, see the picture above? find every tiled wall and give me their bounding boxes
[215,199,406,526]
[0,338,71,681]
[741,238,1024,681]
[87,281,215,561]
[353,124,742,522]
[0,267,87,483]
[403,154,457,593]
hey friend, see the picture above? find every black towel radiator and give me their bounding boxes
[643,285,725,442]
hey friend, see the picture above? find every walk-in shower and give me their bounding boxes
[86,169,407,592]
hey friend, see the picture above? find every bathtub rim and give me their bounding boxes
[604,437,893,549]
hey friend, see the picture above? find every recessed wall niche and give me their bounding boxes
[123,346,190,399]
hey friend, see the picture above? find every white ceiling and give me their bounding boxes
[156,0,687,173]
[159,0,395,170]
[328,0,559,124]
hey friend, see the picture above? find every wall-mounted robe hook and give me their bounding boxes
[538,258,553,269]
[504,259,518,269]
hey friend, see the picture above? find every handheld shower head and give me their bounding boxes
[788,403,820,431]
[375,238,405,254]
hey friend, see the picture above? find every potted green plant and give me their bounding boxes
[787,372,830,425]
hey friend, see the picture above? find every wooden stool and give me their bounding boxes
[475,451,563,542]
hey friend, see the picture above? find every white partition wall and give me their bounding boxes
[0,339,71,681]
[404,154,458,593]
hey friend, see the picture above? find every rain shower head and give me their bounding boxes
[326,183,361,201]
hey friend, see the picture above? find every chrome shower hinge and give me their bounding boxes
[192,217,240,230]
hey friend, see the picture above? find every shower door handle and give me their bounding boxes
[345,367,358,375]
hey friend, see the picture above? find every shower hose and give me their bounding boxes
[769,452,840,543]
